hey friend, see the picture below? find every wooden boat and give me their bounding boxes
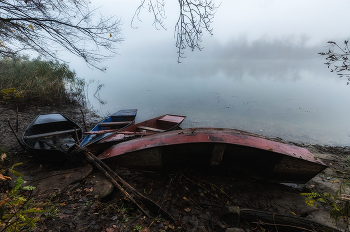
[22,114,83,161]
[98,128,327,183]
[89,114,186,150]
[80,109,137,148]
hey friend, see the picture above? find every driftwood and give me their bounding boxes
[240,208,341,232]
[84,150,174,222]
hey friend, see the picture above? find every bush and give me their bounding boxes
[0,56,85,105]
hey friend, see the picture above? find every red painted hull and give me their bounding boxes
[97,114,186,146]
[98,128,327,183]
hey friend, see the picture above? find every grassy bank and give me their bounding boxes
[0,56,85,105]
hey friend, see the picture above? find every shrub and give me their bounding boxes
[0,56,85,105]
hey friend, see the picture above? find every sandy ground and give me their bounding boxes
[1,103,350,231]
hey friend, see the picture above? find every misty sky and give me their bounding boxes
[82,0,350,63]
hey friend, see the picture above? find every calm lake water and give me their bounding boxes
[81,54,350,147]
[58,0,350,146]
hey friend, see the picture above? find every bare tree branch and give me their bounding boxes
[0,0,123,70]
[319,40,350,85]
[133,0,219,62]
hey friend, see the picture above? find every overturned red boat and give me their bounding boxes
[98,128,327,183]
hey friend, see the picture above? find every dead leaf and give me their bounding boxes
[184,208,191,212]
[0,173,11,181]
[106,228,114,232]
[183,197,187,200]
[1,153,6,161]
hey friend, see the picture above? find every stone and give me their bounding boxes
[90,172,114,198]
[33,165,93,199]
[221,206,240,228]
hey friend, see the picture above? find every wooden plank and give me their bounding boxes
[137,126,165,133]
[157,115,185,124]
[211,144,226,166]
[25,129,80,139]
[84,130,154,135]
[99,121,132,127]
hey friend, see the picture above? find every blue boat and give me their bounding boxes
[80,109,137,147]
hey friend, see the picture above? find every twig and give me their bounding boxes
[16,105,18,132]
[80,109,88,132]
[251,221,316,232]
[7,120,26,150]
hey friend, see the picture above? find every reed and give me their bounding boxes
[0,56,85,105]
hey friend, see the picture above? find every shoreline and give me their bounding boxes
[1,103,349,231]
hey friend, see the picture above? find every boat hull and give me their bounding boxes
[80,109,137,148]
[96,114,186,150]
[22,114,82,161]
[98,128,327,183]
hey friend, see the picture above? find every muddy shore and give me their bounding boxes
[1,103,350,232]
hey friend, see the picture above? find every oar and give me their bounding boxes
[84,150,174,222]
[84,151,151,218]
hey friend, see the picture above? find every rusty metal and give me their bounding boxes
[98,128,327,183]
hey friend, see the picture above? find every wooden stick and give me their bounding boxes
[84,130,154,136]
[80,109,88,132]
[24,129,81,139]
[74,127,80,143]
[98,121,132,127]
[16,105,18,132]
[85,151,174,222]
[7,120,26,150]
[240,208,341,232]
[84,151,151,218]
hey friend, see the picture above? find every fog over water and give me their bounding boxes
[65,0,350,146]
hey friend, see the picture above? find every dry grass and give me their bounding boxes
[0,56,85,105]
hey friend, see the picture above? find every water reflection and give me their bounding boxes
[84,39,350,146]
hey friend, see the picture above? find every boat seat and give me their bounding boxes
[99,121,132,127]
[157,115,184,124]
[137,126,165,133]
[25,128,81,139]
